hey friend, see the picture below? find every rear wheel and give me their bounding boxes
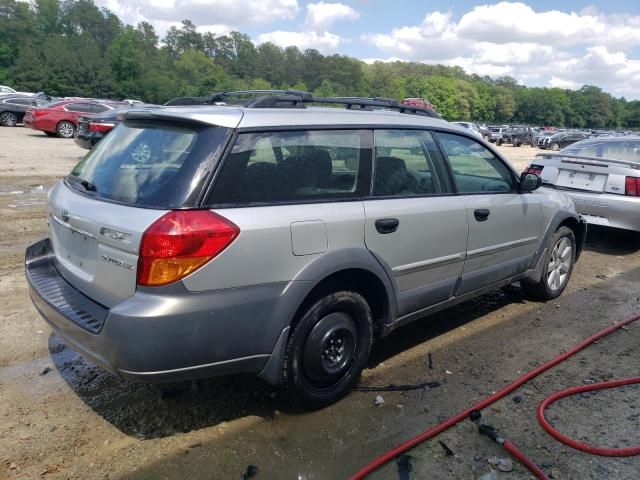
[57,121,75,138]
[522,226,575,300]
[0,112,17,127]
[282,291,373,409]
[514,140,520,147]
[496,139,503,146]
[550,142,560,151]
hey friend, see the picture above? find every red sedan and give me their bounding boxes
[24,99,126,138]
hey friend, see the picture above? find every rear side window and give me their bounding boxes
[68,122,231,208]
[65,103,92,113]
[437,132,515,193]
[208,130,372,205]
[373,129,452,196]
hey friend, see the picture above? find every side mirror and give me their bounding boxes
[519,172,543,193]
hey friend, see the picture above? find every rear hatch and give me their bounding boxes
[49,117,234,308]
[538,140,640,194]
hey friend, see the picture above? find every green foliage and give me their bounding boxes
[0,0,638,127]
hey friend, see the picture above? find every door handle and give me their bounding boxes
[474,209,491,222]
[375,218,399,234]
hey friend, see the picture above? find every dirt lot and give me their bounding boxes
[1,127,639,480]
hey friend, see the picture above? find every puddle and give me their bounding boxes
[1,185,49,207]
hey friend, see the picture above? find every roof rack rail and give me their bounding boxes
[165,89,441,118]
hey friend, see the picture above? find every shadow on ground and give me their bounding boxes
[48,226,637,442]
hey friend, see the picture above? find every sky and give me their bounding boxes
[97,0,640,99]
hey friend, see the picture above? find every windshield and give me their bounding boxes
[562,139,640,161]
[68,121,231,208]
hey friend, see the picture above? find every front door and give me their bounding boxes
[363,129,469,316]
[436,132,543,295]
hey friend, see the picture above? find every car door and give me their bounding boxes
[435,131,542,295]
[363,129,469,316]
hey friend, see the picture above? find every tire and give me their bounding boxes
[0,111,18,127]
[522,226,576,300]
[550,142,560,151]
[514,140,520,147]
[57,121,75,138]
[496,139,503,146]
[282,291,373,409]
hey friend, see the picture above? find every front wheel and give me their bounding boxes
[57,121,75,138]
[522,226,576,300]
[0,112,18,127]
[550,142,560,151]
[282,291,373,409]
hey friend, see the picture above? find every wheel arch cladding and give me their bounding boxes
[558,216,587,260]
[291,268,392,338]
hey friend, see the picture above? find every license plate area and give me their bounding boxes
[50,216,98,277]
[556,169,606,192]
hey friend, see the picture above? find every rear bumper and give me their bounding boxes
[25,238,291,383]
[74,131,103,149]
[557,189,640,232]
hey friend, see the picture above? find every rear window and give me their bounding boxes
[67,121,230,208]
[562,139,640,162]
[208,130,372,205]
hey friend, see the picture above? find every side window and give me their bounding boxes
[91,104,109,113]
[373,130,452,197]
[437,132,515,193]
[208,130,371,205]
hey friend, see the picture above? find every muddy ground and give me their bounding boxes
[0,127,639,480]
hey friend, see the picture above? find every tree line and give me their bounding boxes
[2,0,640,129]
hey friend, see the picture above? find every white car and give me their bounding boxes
[530,137,640,232]
[0,85,34,96]
[451,121,483,140]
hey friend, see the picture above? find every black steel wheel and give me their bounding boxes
[282,291,373,409]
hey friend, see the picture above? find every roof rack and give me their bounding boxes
[165,89,441,118]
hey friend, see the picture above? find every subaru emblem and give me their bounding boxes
[61,210,70,222]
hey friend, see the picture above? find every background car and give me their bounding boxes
[529,137,640,232]
[538,131,588,150]
[451,121,483,139]
[24,99,126,138]
[0,95,48,127]
[75,104,158,149]
[502,126,535,147]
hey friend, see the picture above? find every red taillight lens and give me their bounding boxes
[525,165,544,176]
[137,210,240,287]
[88,122,115,133]
[34,110,48,117]
[625,177,640,196]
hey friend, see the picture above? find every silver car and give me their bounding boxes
[25,94,585,408]
[529,137,640,232]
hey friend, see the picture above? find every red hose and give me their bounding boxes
[537,377,640,456]
[350,313,640,479]
[503,440,549,480]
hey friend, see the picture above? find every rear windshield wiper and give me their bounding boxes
[80,179,97,192]
[67,175,98,193]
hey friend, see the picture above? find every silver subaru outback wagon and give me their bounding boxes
[25,94,586,408]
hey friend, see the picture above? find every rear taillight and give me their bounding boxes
[88,122,115,133]
[625,177,640,196]
[525,165,544,176]
[137,210,239,287]
[34,110,48,117]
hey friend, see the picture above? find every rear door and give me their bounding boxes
[436,132,542,294]
[363,129,468,315]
